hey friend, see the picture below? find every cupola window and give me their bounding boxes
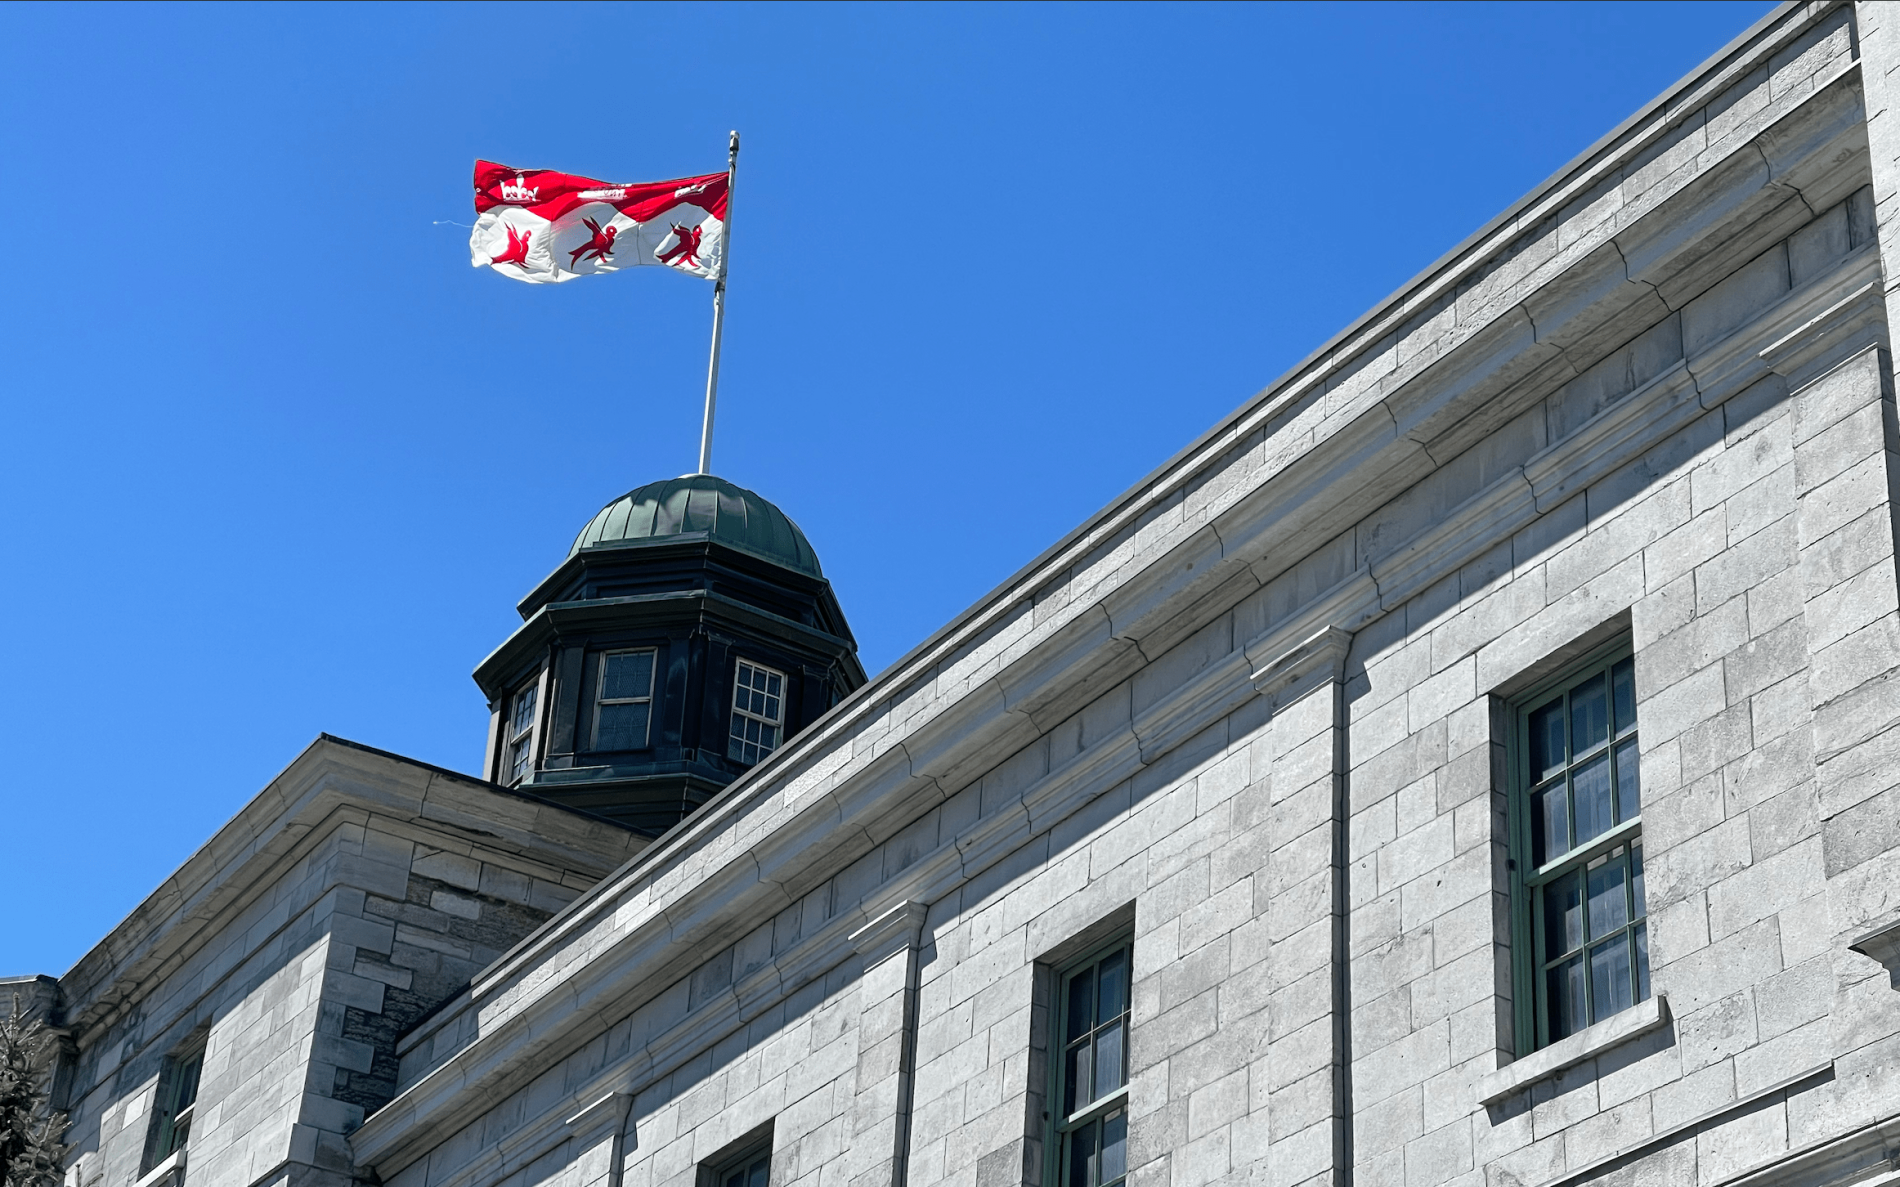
[505,681,539,784]
[593,649,657,751]
[728,660,785,765]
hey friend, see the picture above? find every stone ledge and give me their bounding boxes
[1477,995,1670,1107]
[1849,917,1900,989]
[131,1149,185,1187]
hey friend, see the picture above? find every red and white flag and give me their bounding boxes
[469,161,728,285]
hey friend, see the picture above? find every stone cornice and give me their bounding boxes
[849,901,929,968]
[60,737,640,1047]
[1251,627,1354,710]
[374,234,1875,1173]
[1759,280,1890,386]
[350,14,1874,1175]
[359,236,1884,1185]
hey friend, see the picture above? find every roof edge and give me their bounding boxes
[58,734,638,1032]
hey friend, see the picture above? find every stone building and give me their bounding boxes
[17,3,1900,1186]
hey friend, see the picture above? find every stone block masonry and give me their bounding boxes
[46,740,640,1187]
[44,9,1900,1187]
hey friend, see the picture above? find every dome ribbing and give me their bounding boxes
[569,475,822,578]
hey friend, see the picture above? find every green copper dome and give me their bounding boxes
[570,475,822,578]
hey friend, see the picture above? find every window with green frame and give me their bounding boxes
[1050,940,1131,1187]
[146,1046,203,1166]
[1510,643,1650,1051]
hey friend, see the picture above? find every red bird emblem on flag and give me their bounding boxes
[491,224,532,269]
[568,217,617,268]
[656,223,702,268]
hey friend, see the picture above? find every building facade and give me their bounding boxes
[19,4,1900,1187]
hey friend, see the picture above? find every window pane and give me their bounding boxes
[1614,739,1641,822]
[1097,949,1127,1023]
[603,652,653,700]
[748,1156,769,1187]
[509,737,532,783]
[1590,937,1635,1020]
[512,685,537,734]
[1547,956,1586,1042]
[724,1170,744,1187]
[1572,752,1613,847]
[1065,1042,1092,1117]
[1067,968,1095,1041]
[176,1055,203,1110]
[1532,779,1568,867]
[1611,658,1636,734]
[1635,923,1651,1001]
[1544,871,1583,958]
[1630,845,1646,920]
[1101,1111,1127,1185]
[597,702,650,750]
[1570,672,1609,755]
[1586,852,1630,940]
[1067,1120,1097,1187]
[1093,1021,1124,1100]
[1528,697,1565,780]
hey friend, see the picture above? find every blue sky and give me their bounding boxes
[0,1,1772,975]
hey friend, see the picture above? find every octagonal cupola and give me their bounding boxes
[474,475,865,834]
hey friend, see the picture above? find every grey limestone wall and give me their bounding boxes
[58,763,635,1187]
[350,9,1900,1187]
[1342,243,1900,1184]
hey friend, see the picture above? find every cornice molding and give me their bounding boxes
[358,237,1887,1181]
[62,739,636,1046]
[351,21,1878,1176]
[1250,626,1354,711]
[849,900,929,968]
[1758,280,1889,388]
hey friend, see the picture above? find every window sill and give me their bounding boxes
[134,1149,186,1187]
[1477,994,1669,1106]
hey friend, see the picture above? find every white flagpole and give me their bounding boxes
[697,131,739,476]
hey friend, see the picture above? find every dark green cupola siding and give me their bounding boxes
[475,475,864,835]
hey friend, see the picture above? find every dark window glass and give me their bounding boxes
[603,651,654,700]
[1611,658,1636,734]
[506,682,539,784]
[716,1152,769,1187]
[1538,842,1648,1042]
[592,649,656,751]
[150,1049,203,1163]
[1528,697,1565,781]
[1056,942,1131,1187]
[1519,650,1649,1048]
[597,702,651,751]
[729,661,787,765]
[1570,673,1609,755]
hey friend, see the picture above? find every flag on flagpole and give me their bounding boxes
[469,161,729,284]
